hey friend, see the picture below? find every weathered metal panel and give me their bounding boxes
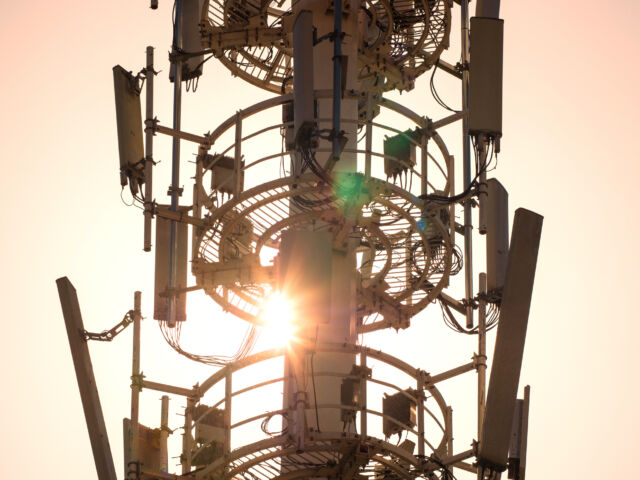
[479,209,542,471]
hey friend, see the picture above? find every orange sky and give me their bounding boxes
[1,1,639,478]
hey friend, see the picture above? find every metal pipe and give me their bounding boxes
[130,291,142,467]
[331,0,343,162]
[181,397,195,475]
[461,0,474,329]
[365,94,372,178]
[431,110,468,130]
[167,0,184,327]
[428,361,476,385]
[224,372,232,454]
[295,390,306,451]
[417,375,425,457]
[142,380,194,397]
[421,130,428,196]
[519,386,530,480]
[449,155,456,250]
[154,124,208,144]
[234,112,242,197]
[478,135,488,234]
[446,406,453,456]
[442,448,475,465]
[192,145,204,260]
[143,47,154,252]
[160,395,170,474]
[478,273,487,443]
[359,350,367,438]
[436,59,463,79]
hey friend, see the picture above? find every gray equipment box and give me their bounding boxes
[382,389,417,437]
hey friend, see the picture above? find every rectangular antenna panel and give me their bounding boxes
[153,209,189,322]
[170,0,204,82]
[469,17,504,137]
[486,178,509,294]
[479,209,542,471]
[113,65,144,191]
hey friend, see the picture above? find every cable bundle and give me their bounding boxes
[159,319,258,367]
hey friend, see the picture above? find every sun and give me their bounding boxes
[259,291,296,346]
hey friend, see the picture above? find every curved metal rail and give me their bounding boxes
[184,343,460,480]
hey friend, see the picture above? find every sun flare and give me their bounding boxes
[259,292,296,345]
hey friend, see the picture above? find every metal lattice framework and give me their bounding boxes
[187,90,461,333]
[66,2,534,480]
[200,0,450,93]
[194,173,452,331]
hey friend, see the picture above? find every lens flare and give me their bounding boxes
[260,292,295,345]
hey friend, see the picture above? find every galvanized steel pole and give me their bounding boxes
[143,46,154,252]
[461,0,474,328]
[477,273,487,444]
[168,0,184,327]
[332,0,343,162]
[160,395,170,473]
[130,291,142,467]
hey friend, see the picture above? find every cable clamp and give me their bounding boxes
[461,297,478,310]
[144,117,159,134]
[167,185,184,197]
[455,61,469,73]
[473,353,487,369]
[131,372,145,391]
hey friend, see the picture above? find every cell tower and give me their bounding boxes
[58,1,542,480]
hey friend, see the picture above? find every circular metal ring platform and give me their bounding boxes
[194,173,452,331]
[200,0,451,93]
[189,343,452,480]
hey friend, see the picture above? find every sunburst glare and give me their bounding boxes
[259,291,296,346]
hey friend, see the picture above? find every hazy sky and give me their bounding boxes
[1,1,639,479]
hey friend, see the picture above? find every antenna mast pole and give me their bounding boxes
[167,0,184,327]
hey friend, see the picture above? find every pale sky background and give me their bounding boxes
[1,1,639,478]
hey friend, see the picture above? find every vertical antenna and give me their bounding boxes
[160,396,170,473]
[144,47,155,252]
[331,0,343,164]
[130,291,142,468]
[477,273,487,442]
[460,0,474,328]
[167,0,184,327]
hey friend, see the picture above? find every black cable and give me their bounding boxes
[430,60,459,113]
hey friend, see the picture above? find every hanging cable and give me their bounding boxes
[430,60,460,113]
[159,318,259,367]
